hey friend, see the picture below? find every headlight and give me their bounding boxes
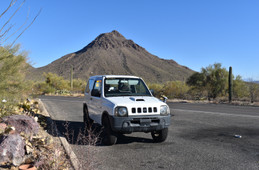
[115,107,128,117]
[160,105,170,116]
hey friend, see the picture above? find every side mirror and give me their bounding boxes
[161,95,168,103]
[150,89,155,96]
[91,89,101,97]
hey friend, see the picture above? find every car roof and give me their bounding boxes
[89,75,140,79]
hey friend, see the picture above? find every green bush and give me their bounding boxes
[233,75,249,99]
[33,82,56,94]
[0,45,30,116]
[247,81,259,103]
[147,83,164,98]
[163,81,190,99]
[187,63,228,100]
[44,72,70,90]
[33,73,87,95]
[72,78,86,93]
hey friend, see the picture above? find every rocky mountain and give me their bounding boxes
[29,30,194,83]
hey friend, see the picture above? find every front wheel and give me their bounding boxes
[151,128,168,143]
[83,104,93,129]
[102,116,117,145]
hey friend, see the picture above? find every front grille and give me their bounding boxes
[131,107,157,114]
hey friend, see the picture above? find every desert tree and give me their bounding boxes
[0,45,30,116]
[186,72,207,99]
[187,63,228,100]
[0,0,40,116]
[247,79,259,103]
[233,75,249,99]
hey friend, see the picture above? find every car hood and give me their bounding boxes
[106,96,165,107]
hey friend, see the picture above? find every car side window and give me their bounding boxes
[91,79,102,97]
[86,79,94,93]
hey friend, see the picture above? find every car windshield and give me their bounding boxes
[104,78,151,97]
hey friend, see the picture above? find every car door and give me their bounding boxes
[89,79,103,124]
[85,78,94,114]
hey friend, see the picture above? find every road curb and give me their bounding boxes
[38,99,80,170]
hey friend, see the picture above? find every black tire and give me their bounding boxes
[151,128,168,143]
[83,104,93,129]
[102,115,117,145]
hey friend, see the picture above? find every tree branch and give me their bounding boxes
[2,8,29,44]
[0,0,25,33]
[0,0,16,19]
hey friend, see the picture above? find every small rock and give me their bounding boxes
[34,117,38,122]
[19,164,36,170]
[19,164,31,170]
[4,126,16,134]
[3,115,39,135]
[0,123,7,133]
[0,134,25,166]
[25,142,33,154]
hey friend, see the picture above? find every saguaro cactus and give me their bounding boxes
[229,66,233,103]
[70,65,73,90]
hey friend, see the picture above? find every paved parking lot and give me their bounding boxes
[41,96,259,170]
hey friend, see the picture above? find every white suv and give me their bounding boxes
[83,75,171,145]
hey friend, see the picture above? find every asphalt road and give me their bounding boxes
[40,96,259,170]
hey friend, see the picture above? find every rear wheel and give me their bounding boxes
[102,115,117,145]
[151,128,168,143]
[83,104,93,129]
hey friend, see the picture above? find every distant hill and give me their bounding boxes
[28,30,194,83]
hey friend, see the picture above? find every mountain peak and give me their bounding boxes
[110,30,124,37]
[96,30,126,43]
[78,30,142,53]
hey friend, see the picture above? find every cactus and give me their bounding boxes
[229,66,233,103]
[70,65,73,90]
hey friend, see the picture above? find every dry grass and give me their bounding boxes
[63,122,101,170]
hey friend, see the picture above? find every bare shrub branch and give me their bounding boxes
[0,0,16,19]
[0,0,41,47]
[0,0,25,33]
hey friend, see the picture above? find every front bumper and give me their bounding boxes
[109,115,171,133]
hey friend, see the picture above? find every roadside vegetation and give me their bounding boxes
[148,63,259,104]
[32,72,86,95]
[28,63,259,104]
[0,45,32,117]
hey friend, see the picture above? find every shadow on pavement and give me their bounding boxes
[44,115,155,146]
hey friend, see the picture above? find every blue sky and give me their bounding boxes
[1,0,259,80]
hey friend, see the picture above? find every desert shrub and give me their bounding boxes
[247,81,259,103]
[0,45,31,116]
[33,81,56,94]
[33,74,86,95]
[233,75,249,99]
[187,63,228,100]
[72,79,87,93]
[147,83,164,97]
[44,72,70,91]
[163,81,190,99]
